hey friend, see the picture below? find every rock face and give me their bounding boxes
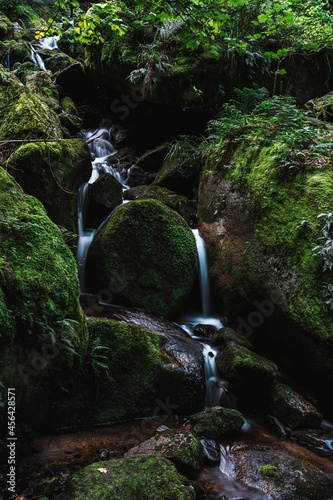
[125,429,205,476]
[124,185,189,216]
[66,456,197,500]
[270,383,323,430]
[191,406,245,439]
[88,173,123,215]
[212,326,254,350]
[198,118,333,388]
[0,167,87,459]
[86,199,198,318]
[45,318,205,429]
[7,139,91,234]
[0,65,62,139]
[216,342,277,399]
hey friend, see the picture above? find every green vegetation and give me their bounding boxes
[260,465,279,477]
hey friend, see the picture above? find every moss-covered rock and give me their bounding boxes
[191,406,245,439]
[270,383,323,430]
[212,326,254,350]
[45,318,205,428]
[0,64,62,139]
[125,429,205,477]
[198,111,333,386]
[0,15,14,40]
[60,113,83,136]
[44,52,77,73]
[305,91,333,120]
[86,199,198,318]
[25,70,59,110]
[0,167,88,459]
[216,343,277,399]
[123,185,189,215]
[66,456,197,499]
[7,139,91,234]
[60,95,77,114]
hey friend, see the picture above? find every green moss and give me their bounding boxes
[260,465,279,477]
[8,139,91,234]
[191,407,245,439]
[86,199,198,318]
[66,456,196,500]
[124,185,188,214]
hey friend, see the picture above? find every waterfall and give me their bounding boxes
[29,43,46,70]
[202,345,237,409]
[38,35,60,50]
[77,126,128,290]
[193,228,211,317]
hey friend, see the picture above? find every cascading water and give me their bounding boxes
[77,127,128,291]
[38,35,60,50]
[202,345,236,410]
[193,228,211,317]
[29,43,46,70]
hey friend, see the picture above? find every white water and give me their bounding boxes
[193,228,211,317]
[38,35,60,50]
[29,43,46,70]
[77,127,128,291]
[202,345,237,409]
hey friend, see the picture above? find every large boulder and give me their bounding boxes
[124,185,189,216]
[65,456,197,499]
[45,318,205,429]
[0,64,62,139]
[270,383,323,430]
[86,199,198,318]
[7,139,91,234]
[0,167,88,459]
[216,342,277,399]
[198,106,333,388]
[125,429,205,477]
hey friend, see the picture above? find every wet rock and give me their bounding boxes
[216,342,277,400]
[136,144,170,173]
[291,429,333,457]
[193,324,217,339]
[212,327,253,350]
[66,456,196,499]
[124,185,188,215]
[60,113,83,135]
[110,123,128,148]
[0,15,14,40]
[44,53,76,73]
[125,429,205,477]
[200,439,220,465]
[86,199,198,318]
[270,383,323,430]
[191,406,245,440]
[126,165,149,187]
[88,173,123,212]
[265,415,289,440]
[56,63,94,103]
[227,439,333,499]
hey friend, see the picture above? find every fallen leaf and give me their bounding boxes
[26,255,31,260]
[97,468,108,473]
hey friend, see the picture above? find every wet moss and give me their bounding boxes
[191,407,245,439]
[86,199,198,318]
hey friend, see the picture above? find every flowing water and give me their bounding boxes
[29,43,46,70]
[29,35,60,70]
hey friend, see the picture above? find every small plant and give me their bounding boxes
[90,337,110,372]
[313,213,333,312]
[260,464,278,477]
[35,315,78,355]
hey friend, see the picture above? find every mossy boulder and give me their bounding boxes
[305,91,333,120]
[216,343,277,399]
[60,96,77,114]
[270,383,323,430]
[0,15,14,40]
[124,185,189,215]
[191,406,245,439]
[66,456,197,499]
[125,429,205,477]
[25,70,59,111]
[44,52,77,73]
[3,39,30,66]
[7,139,91,234]
[0,167,88,459]
[0,64,62,139]
[198,112,333,387]
[45,318,205,428]
[86,199,198,318]
[212,326,254,350]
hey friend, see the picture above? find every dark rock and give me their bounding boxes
[88,173,123,212]
[193,324,217,339]
[200,439,220,465]
[216,342,277,400]
[60,113,83,135]
[125,429,205,477]
[56,63,95,103]
[44,53,76,73]
[291,429,333,457]
[124,185,189,215]
[136,144,170,173]
[265,415,289,440]
[110,123,128,148]
[212,326,253,350]
[191,406,245,439]
[126,165,149,187]
[270,383,323,430]
[66,456,197,499]
[0,16,14,40]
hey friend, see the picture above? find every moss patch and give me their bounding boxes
[191,406,245,439]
